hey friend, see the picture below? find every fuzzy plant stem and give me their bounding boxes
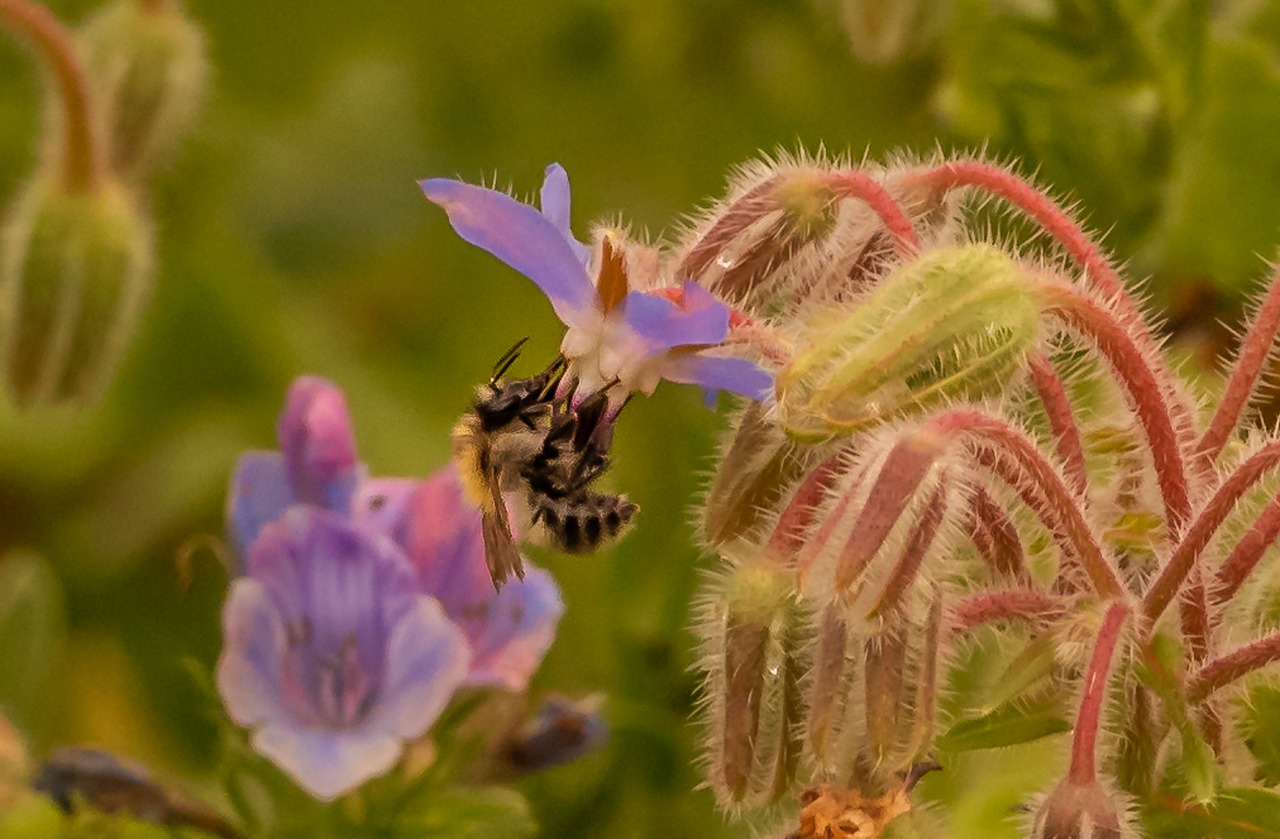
[1036,279,1191,533]
[1196,265,1280,468]
[947,589,1067,633]
[824,169,921,255]
[1069,602,1131,785]
[905,160,1134,315]
[1027,350,1089,496]
[0,0,102,192]
[1213,493,1280,605]
[1187,631,1280,703]
[1144,439,1280,624]
[931,410,1127,599]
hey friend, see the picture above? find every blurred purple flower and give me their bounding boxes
[220,377,566,799]
[354,466,564,691]
[218,506,470,800]
[227,376,365,557]
[420,164,772,403]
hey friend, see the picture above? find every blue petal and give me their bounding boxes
[621,281,731,354]
[540,163,592,268]
[420,178,597,324]
[227,452,293,561]
[664,353,774,402]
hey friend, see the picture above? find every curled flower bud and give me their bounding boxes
[77,0,209,181]
[1030,778,1129,839]
[776,244,1040,440]
[696,551,805,809]
[1,176,153,406]
[500,694,609,772]
[701,402,809,548]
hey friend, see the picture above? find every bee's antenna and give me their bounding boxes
[490,337,531,385]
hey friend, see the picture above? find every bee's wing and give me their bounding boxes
[481,465,525,589]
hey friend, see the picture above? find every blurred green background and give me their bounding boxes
[4,0,1280,836]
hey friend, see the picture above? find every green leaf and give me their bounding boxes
[1238,685,1280,786]
[0,552,66,729]
[937,695,1071,752]
[393,787,536,839]
[1145,787,1280,839]
[978,634,1057,714]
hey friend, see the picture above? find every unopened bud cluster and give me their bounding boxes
[681,152,1280,838]
[0,0,207,408]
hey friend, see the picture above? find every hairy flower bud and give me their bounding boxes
[776,244,1040,440]
[78,0,208,181]
[1,176,153,406]
[1030,778,1130,839]
[702,402,810,549]
[808,592,943,787]
[697,551,806,809]
[677,165,839,309]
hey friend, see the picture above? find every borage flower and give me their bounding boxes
[420,165,773,404]
[219,377,563,799]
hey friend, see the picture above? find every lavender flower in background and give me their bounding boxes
[218,507,470,800]
[219,377,565,799]
[420,165,773,404]
[354,465,563,691]
[226,375,364,557]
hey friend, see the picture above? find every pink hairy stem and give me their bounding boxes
[1187,630,1280,703]
[1213,492,1280,605]
[966,484,1033,584]
[823,169,922,256]
[909,160,1199,453]
[1069,602,1131,785]
[929,410,1126,599]
[905,160,1134,314]
[1196,267,1280,469]
[1144,440,1280,625]
[969,446,1086,594]
[947,589,1067,634]
[1027,350,1089,496]
[0,0,103,191]
[1036,280,1191,535]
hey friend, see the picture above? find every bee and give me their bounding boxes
[453,338,638,588]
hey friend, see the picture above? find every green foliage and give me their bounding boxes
[936,695,1071,753]
[1144,788,1280,839]
[0,552,66,732]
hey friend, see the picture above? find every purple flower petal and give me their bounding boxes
[366,598,470,736]
[246,507,417,695]
[277,377,361,511]
[227,452,293,559]
[252,724,401,802]
[621,281,731,354]
[663,352,774,401]
[465,566,563,690]
[540,163,592,268]
[351,478,422,543]
[391,465,562,690]
[420,178,597,325]
[217,579,287,728]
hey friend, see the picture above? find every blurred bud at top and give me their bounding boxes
[77,0,208,182]
[823,0,947,66]
[776,244,1040,440]
[1030,778,1129,839]
[1,175,153,407]
[500,694,609,772]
